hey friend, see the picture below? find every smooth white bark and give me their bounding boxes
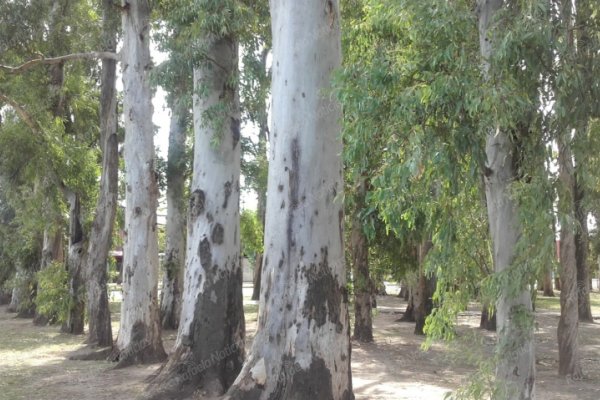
[114,0,165,365]
[227,1,353,399]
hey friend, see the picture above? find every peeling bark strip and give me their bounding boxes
[112,0,166,367]
[143,35,244,399]
[478,0,536,398]
[226,1,353,399]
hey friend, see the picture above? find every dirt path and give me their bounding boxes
[1,295,599,400]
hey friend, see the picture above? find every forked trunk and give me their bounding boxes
[478,1,536,397]
[351,177,373,342]
[226,2,353,399]
[160,101,187,330]
[112,0,166,366]
[85,0,119,348]
[144,36,244,399]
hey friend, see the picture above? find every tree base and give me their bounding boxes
[69,345,113,361]
[108,342,167,368]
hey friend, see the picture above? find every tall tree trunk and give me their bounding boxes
[413,240,434,336]
[159,101,188,330]
[251,52,269,303]
[62,191,85,334]
[227,2,353,398]
[351,177,373,343]
[557,137,583,378]
[574,177,593,322]
[399,285,416,322]
[480,305,497,331]
[478,1,536,398]
[111,0,166,366]
[85,0,119,348]
[144,35,244,399]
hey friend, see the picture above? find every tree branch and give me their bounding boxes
[0,52,120,74]
[0,93,41,134]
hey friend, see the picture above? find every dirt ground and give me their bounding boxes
[1,292,599,400]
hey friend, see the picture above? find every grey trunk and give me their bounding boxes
[478,1,536,398]
[112,0,166,366]
[62,190,85,334]
[160,101,188,330]
[85,0,119,348]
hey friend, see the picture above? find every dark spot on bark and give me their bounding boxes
[302,92,306,98]
[212,223,224,245]
[286,303,292,310]
[484,166,493,177]
[134,206,142,216]
[198,238,211,269]
[231,117,241,149]
[303,247,342,328]
[207,212,214,223]
[287,138,301,258]
[127,184,132,193]
[281,200,285,209]
[278,184,284,192]
[270,356,334,400]
[223,181,232,209]
[279,258,284,269]
[300,246,305,257]
[190,190,205,220]
[139,32,144,41]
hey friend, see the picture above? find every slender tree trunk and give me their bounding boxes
[33,227,63,325]
[413,240,434,336]
[251,253,263,301]
[85,0,119,348]
[557,137,583,378]
[251,59,269,303]
[8,268,25,313]
[227,2,353,398]
[144,35,244,399]
[111,0,166,366]
[399,285,416,322]
[160,102,188,330]
[62,191,85,334]
[351,177,373,343]
[480,305,497,331]
[478,1,536,397]
[574,178,593,322]
[542,268,555,297]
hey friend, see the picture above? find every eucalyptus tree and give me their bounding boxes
[146,1,245,396]
[85,0,120,347]
[227,1,353,398]
[111,0,167,365]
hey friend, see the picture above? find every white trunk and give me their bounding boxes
[478,1,536,398]
[114,0,166,366]
[145,36,244,400]
[160,103,187,330]
[227,1,353,399]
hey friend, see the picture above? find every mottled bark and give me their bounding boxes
[111,0,166,366]
[85,0,119,348]
[144,35,244,399]
[478,1,536,397]
[226,1,353,398]
[160,101,188,330]
[351,178,373,343]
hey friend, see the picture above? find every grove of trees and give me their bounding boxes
[1,0,600,399]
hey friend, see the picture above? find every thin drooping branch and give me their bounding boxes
[0,52,120,74]
[0,93,41,134]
